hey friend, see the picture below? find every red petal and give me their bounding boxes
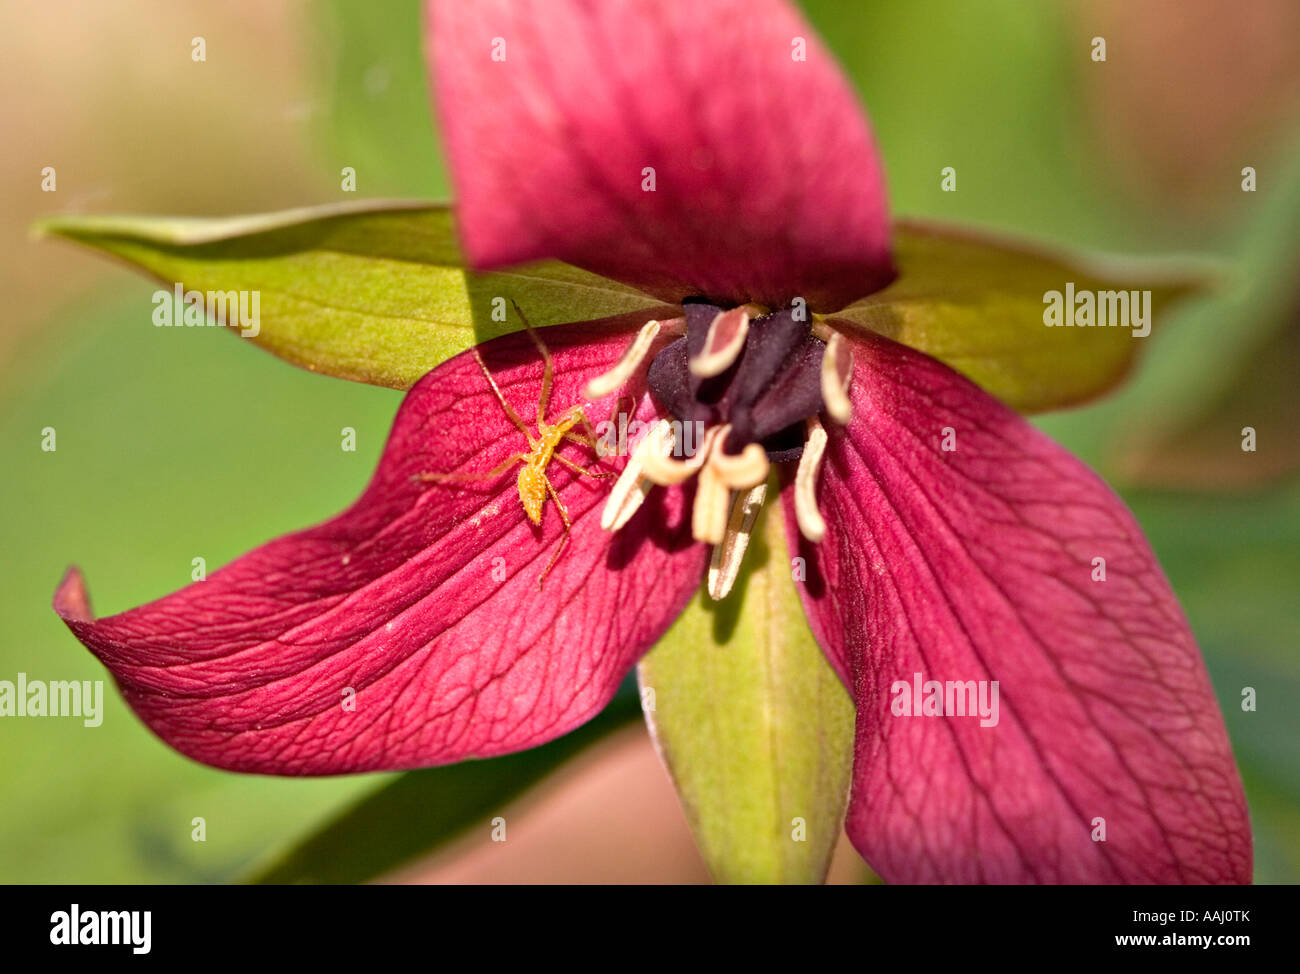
[428,0,894,312]
[784,331,1251,883]
[55,319,705,774]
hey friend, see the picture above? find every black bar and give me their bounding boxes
[3,884,1278,960]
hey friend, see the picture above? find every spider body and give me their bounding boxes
[515,407,587,526]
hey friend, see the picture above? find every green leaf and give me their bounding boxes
[833,220,1212,413]
[34,201,668,390]
[638,498,855,884]
[247,693,642,884]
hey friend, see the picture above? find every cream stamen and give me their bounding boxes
[794,416,829,543]
[691,461,731,545]
[582,317,680,401]
[641,426,720,485]
[707,482,768,600]
[707,437,769,490]
[688,305,757,378]
[601,419,674,531]
[820,330,853,424]
[688,427,768,543]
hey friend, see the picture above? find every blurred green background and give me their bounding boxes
[1,0,1297,883]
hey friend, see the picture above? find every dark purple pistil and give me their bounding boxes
[647,301,826,462]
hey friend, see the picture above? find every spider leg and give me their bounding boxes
[414,452,527,483]
[537,477,573,589]
[561,407,605,449]
[581,395,636,458]
[512,301,553,428]
[548,404,611,458]
[603,393,636,434]
[551,452,617,480]
[577,408,602,440]
[471,348,537,448]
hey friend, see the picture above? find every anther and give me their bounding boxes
[794,416,829,543]
[688,305,758,378]
[707,482,768,600]
[691,461,731,545]
[582,317,680,401]
[820,330,853,424]
[641,426,720,485]
[707,429,769,490]
[688,427,769,544]
[601,419,674,531]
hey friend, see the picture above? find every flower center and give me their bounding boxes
[647,300,828,462]
[582,301,855,599]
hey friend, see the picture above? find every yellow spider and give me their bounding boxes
[416,314,613,587]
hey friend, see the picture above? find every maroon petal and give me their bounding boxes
[428,0,895,311]
[55,320,706,774]
[784,330,1251,884]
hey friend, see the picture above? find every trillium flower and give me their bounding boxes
[52,0,1251,884]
